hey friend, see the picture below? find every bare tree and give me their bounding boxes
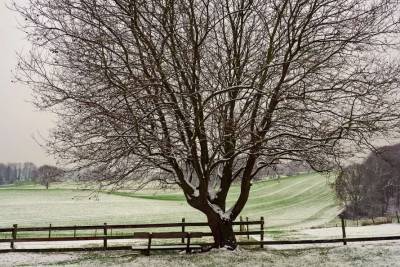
[14,0,400,249]
[36,165,64,189]
[335,164,365,218]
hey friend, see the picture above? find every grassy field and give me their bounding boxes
[0,173,339,231]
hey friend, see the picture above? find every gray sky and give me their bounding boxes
[0,2,55,166]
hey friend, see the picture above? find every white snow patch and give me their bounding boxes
[208,187,221,201]
[208,201,232,221]
[183,177,197,191]
[192,189,199,197]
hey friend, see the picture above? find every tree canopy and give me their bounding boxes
[15,0,400,249]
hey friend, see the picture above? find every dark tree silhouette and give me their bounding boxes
[336,144,400,218]
[14,0,400,249]
[36,165,64,189]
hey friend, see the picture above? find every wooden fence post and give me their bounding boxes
[186,232,191,254]
[181,218,185,244]
[240,216,243,232]
[396,212,400,223]
[11,224,17,250]
[341,217,347,245]
[260,217,264,248]
[147,233,152,256]
[48,224,52,238]
[103,223,108,249]
[246,217,249,240]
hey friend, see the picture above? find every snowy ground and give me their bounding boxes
[2,241,400,266]
[2,224,400,258]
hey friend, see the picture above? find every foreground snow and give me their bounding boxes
[2,241,400,266]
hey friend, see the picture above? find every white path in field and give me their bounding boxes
[251,223,400,250]
[300,223,400,238]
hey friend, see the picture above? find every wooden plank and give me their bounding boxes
[341,217,347,245]
[152,232,188,238]
[103,223,108,249]
[190,231,261,238]
[11,224,17,250]
[181,218,185,243]
[2,235,138,243]
[147,233,152,256]
[260,216,264,249]
[134,231,204,239]
[133,232,150,239]
[0,220,262,232]
[0,231,259,243]
[188,232,204,238]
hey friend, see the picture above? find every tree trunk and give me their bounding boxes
[207,215,237,250]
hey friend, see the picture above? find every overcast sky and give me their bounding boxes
[0,2,56,165]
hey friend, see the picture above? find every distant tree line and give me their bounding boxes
[0,162,64,188]
[0,162,37,184]
[254,161,311,180]
[335,144,400,219]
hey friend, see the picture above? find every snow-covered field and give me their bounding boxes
[2,224,400,266]
[2,241,400,266]
[0,173,338,230]
[1,174,398,266]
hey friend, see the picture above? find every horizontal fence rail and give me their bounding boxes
[0,231,264,243]
[0,221,263,232]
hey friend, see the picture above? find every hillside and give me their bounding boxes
[0,173,339,230]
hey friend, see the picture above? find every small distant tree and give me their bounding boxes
[36,165,64,189]
[15,0,400,249]
[335,164,365,218]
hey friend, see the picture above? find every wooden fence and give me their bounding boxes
[0,217,264,254]
[1,216,400,254]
